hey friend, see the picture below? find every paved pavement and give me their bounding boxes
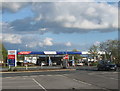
[1,69,119,91]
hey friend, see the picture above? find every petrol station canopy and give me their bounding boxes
[17,51,82,55]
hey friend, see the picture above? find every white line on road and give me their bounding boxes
[72,79,92,86]
[32,78,47,91]
[4,77,13,78]
[22,76,29,78]
[61,75,111,91]
[72,78,111,91]
[61,75,92,86]
[88,73,118,80]
[30,76,37,77]
[46,75,53,76]
[39,75,45,76]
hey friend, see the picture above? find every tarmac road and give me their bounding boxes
[1,68,119,91]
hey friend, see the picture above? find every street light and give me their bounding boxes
[109,51,112,62]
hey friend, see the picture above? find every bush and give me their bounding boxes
[90,62,98,66]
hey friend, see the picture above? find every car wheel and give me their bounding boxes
[114,69,116,71]
[97,68,100,71]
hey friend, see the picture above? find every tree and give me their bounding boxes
[71,49,82,60]
[89,45,99,60]
[0,43,7,65]
[99,40,119,63]
[0,43,2,61]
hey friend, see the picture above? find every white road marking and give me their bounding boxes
[72,79,92,86]
[32,78,47,91]
[88,73,118,80]
[102,72,118,74]
[61,75,92,86]
[46,75,53,76]
[39,75,44,76]
[72,78,111,91]
[4,77,13,78]
[61,75,111,91]
[108,77,118,80]
[22,76,29,77]
[30,76,37,77]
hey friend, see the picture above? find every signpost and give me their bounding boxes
[63,54,69,69]
[8,50,17,67]
[63,54,69,60]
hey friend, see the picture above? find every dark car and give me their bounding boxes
[97,60,117,71]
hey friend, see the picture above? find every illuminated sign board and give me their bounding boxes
[18,51,31,55]
[8,50,17,66]
[44,51,57,54]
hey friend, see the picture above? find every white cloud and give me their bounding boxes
[2,2,118,35]
[65,42,72,46]
[39,28,48,31]
[27,37,54,48]
[34,14,42,21]
[43,37,53,46]
[53,3,118,29]
[55,15,76,22]
[2,34,22,44]
[29,2,118,33]
[2,2,28,12]
[1,22,15,33]
[27,42,37,48]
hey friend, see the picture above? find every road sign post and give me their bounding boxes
[63,54,69,69]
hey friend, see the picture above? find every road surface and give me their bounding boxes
[1,68,119,91]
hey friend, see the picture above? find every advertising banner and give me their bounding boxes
[18,51,31,55]
[8,50,17,67]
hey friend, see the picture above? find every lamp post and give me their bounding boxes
[109,51,112,62]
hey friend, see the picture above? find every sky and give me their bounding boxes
[1,1,119,51]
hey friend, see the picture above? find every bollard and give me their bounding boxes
[25,65,28,70]
[9,65,11,69]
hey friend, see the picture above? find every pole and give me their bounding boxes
[48,55,52,66]
[72,56,75,66]
[15,50,17,67]
[25,65,28,70]
[9,65,11,69]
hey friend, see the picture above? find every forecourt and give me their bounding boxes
[8,50,82,67]
[2,70,119,90]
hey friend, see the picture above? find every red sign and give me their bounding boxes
[8,50,17,66]
[63,54,69,59]
[18,51,31,55]
[8,55,15,59]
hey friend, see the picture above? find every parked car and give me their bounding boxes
[97,60,117,71]
[52,62,57,66]
[76,62,84,66]
[41,62,47,66]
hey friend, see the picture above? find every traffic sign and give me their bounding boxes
[63,54,69,59]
